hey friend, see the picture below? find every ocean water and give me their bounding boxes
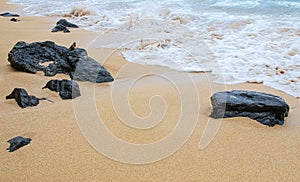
[8,0,300,97]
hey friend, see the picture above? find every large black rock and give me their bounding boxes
[43,79,81,99]
[6,88,50,108]
[210,90,290,126]
[8,41,114,83]
[7,136,31,152]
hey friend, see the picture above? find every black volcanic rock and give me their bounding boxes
[51,19,78,33]
[8,41,114,83]
[6,88,50,108]
[51,24,70,33]
[0,12,20,17]
[210,90,289,126]
[43,79,81,100]
[7,136,31,152]
[69,56,115,83]
[10,18,20,22]
[56,19,79,28]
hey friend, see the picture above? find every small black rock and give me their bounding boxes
[0,12,20,17]
[210,90,290,126]
[6,88,50,108]
[56,19,79,28]
[7,136,31,152]
[51,19,78,33]
[10,18,20,22]
[43,79,81,99]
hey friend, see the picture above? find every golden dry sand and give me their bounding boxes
[0,0,300,181]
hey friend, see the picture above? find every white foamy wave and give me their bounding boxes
[122,39,215,72]
[88,15,216,72]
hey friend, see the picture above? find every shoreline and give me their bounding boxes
[1,0,300,181]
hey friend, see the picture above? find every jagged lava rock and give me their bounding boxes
[210,90,290,126]
[43,79,81,99]
[8,41,114,83]
[6,88,48,108]
[7,136,31,152]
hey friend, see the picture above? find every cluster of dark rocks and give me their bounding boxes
[3,18,83,152]
[6,40,114,108]
[5,84,73,152]
[0,12,20,22]
[5,40,114,152]
[51,19,79,33]
[6,79,81,108]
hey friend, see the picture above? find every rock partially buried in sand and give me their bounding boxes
[51,24,70,33]
[210,90,290,126]
[10,18,20,22]
[43,79,81,100]
[56,19,79,28]
[6,88,51,108]
[0,12,20,17]
[7,136,31,152]
[8,41,114,83]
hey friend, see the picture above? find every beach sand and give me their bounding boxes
[1,0,300,181]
